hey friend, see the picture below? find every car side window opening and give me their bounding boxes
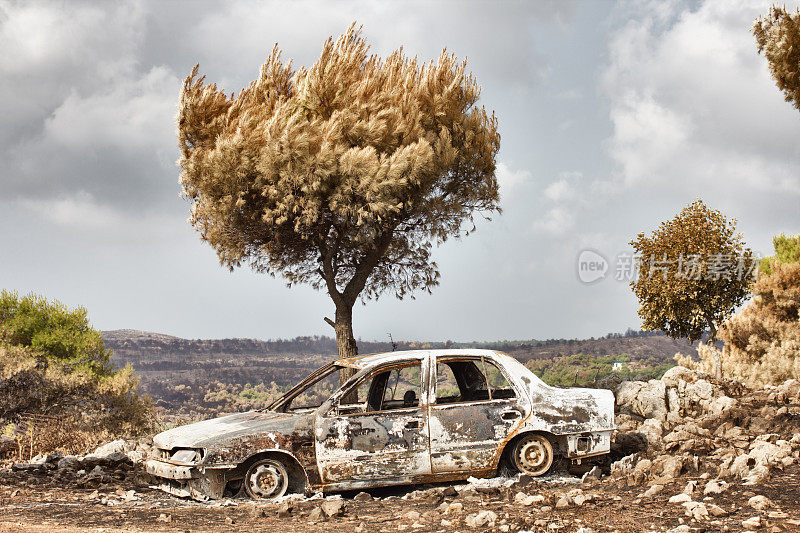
[435,363,461,403]
[336,361,422,414]
[381,363,422,410]
[435,358,516,404]
[480,358,517,399]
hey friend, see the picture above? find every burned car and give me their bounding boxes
[145,349,615,500]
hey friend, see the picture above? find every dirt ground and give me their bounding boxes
[1,463,799,533]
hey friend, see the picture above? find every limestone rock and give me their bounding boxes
[616,379,668,421]
[747,495,772,510]
[661,366,698,387]
[668,493,691,503]
[464,510,497,528]
[703,480,729,495]
[320,499,345,518]
[742,516,761,529]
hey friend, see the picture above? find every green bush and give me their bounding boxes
[0,291,152,451]
[0,291,112,376]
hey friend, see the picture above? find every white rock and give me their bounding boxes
[742,516,761,529]
[465,510,497,528]
[682,501,709,520]
[447,502,463,514]
[668,493,692,503]
[709,395,737,415]
[706,504,728,517]
[90,440,126,458]
[666,526,691,533]
[643,485,664,498]
[639,418,664,448]
[617,380,668,420]
[747,495,772,510]
[703,480,728,495]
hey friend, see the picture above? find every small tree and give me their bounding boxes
[753,6,800,111]
[759,234,800,276]
[629,200,755,379]
[177,25,500,361]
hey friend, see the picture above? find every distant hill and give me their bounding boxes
[101,329,700,415]
[103,328,700,365]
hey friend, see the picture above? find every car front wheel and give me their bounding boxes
[243,458,290,500]
[512,434,554,476]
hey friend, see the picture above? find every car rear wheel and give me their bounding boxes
[244,458,290,500]
[512,434,554,476]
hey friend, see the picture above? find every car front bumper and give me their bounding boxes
[145,459,228,500]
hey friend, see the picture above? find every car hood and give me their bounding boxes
[152,410,312,450]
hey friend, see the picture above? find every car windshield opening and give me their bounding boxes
[279,365,352,412]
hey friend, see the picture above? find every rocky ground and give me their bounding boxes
[1,367,798,532]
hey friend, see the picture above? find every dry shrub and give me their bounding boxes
[0,344,153,454]
[677,258,800,387]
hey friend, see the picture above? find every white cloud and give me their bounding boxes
[44,66,178,151]
[19,192,124,229]
[603,0,800,196]
[544,171,581,201]
[496,162,531,191]
[532,206,574,235]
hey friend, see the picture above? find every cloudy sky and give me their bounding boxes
[1,0,798,342]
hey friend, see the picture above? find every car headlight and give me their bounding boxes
[162,448,204,465]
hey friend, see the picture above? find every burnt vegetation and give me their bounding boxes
[103,329,691,416]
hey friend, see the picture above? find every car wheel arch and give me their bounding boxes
[234,450,309,495]
[498,431,562,473]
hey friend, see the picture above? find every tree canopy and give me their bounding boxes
[629,200,755,377]
[177,25,500,357]
[754,6,800,111]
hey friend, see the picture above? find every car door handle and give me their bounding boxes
[501,409,521,421]
[405,419,422,430]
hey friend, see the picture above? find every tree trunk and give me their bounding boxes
[330,303,358,403]
[708,320,721,380]
[333,304,358,359]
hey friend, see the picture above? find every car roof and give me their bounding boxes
[335,349,504,369]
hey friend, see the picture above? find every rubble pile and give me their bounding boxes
[5,438,151,489]
[611,366,800,487]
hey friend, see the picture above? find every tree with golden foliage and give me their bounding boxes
[678,235,800,386]
[630,200,755,379]
[177,25,500,360]
[754,6,800,111]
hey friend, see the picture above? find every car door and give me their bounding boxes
[428,355,524,473]
[314,357,432,483]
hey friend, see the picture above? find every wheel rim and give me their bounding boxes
[515,435,553,476]
[246,459,289,500]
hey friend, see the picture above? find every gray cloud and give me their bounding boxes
[1,0,797,342]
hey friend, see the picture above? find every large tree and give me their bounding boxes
[630,200,755,379]
[177,25,500,360]
[753,6,800,111]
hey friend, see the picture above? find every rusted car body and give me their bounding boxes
[145,349,615,500]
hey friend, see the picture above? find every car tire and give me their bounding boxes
[512,433,554,476]
[243,457,290,500]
